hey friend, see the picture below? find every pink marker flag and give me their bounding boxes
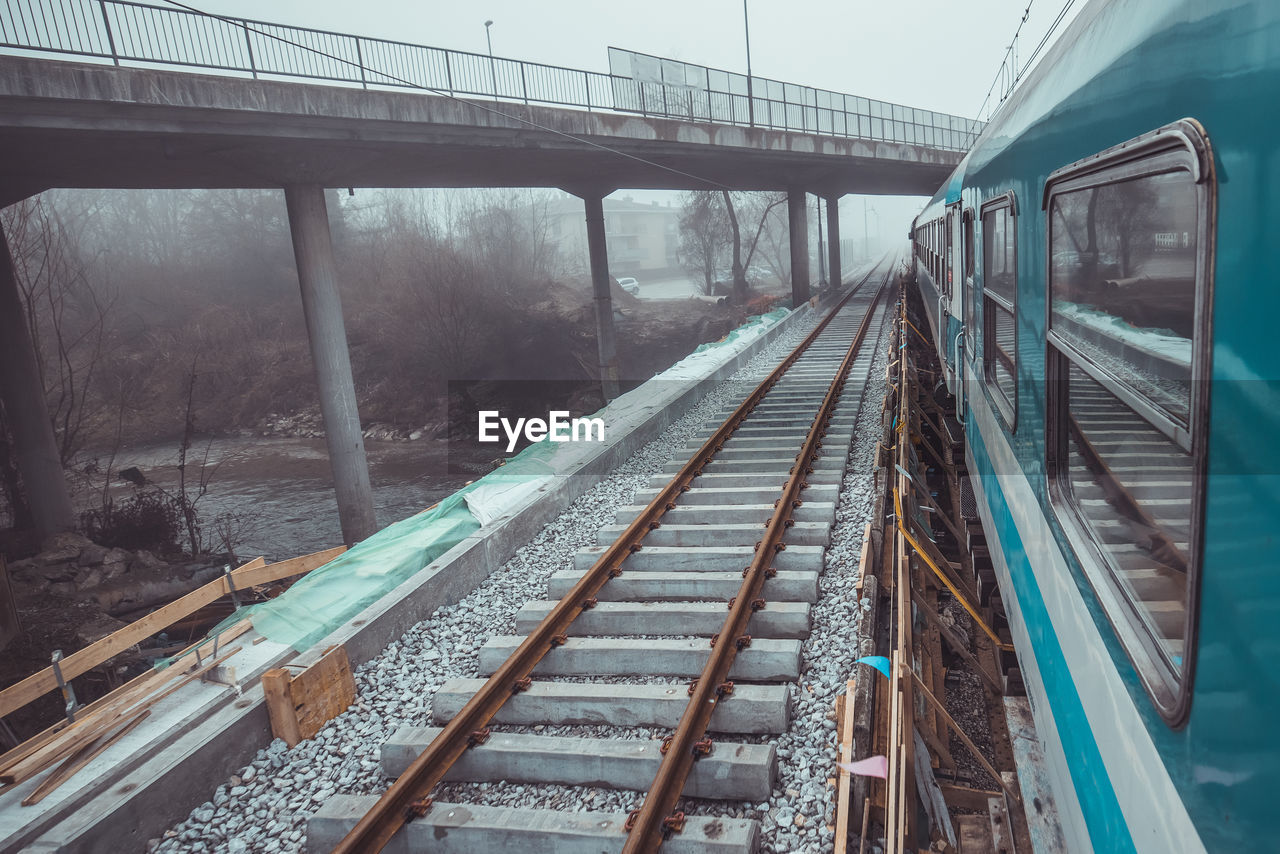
[838,755,889,779]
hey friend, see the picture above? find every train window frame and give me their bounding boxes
[963,207,976,280]
[1042,118,1216,726]
[980,192,1018,430]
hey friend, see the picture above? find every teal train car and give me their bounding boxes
[909,0,1279,850]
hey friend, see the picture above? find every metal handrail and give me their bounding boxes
[0,0,982,151]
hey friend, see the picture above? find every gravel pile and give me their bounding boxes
[150,313,821,853]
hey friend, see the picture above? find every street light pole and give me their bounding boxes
[743,0,754,127]
[484,20,497,103]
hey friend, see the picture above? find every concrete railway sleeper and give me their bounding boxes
[320,260,896,853]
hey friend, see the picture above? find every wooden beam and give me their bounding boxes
[911,589,1001,693]
[21,709,150,806]
[233,546,345,589]
[833,679,858,854]
[0,645,239,785]
[940,784,1004,812]
[262,645,356,748]
[0,545,343,722]
[909,669,1018,801]
[0,556,264,721]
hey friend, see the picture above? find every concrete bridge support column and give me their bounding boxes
[787,190,810,306]
[0,226,75,541]
[825,196,842,288]
[284,184,377,545]
[583,194,621,402]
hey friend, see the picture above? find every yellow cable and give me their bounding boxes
[895,489,1014,652]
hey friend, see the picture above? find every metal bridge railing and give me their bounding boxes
[0,0,983,152]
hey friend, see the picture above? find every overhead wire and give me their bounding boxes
[157,0,731,191]
[967,0,1080,135]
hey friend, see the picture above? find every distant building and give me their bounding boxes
[543,196,680,278]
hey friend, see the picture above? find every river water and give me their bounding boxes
[89,437,484,562]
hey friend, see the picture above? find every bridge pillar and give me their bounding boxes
[284,184,377,546]
[0,225,75,541]
[825,196,842,288]
[788,190,810,305]
[582,194,621,402]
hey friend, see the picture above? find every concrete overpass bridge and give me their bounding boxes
[0,0,982,547]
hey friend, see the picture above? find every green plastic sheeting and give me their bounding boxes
[690,308,788,355]
[204,306,793,653]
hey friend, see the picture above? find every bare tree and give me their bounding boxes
[1,195,115,466]
[721,191,787,300]
[678,191,730,295]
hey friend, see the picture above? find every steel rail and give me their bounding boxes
[331,271,881,854]
[622,264,892,852]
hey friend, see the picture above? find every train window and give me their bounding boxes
[944,211,953,296]
[963,208,975,279]
[981,195,1016,426]
[1043,119,1214,724]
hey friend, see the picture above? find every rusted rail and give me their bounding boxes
[331,268,885,853]
[622,269,891,852]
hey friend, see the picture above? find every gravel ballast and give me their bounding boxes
[150,305,851,854]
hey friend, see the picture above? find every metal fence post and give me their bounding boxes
[520,62,529,105]
[355,36,367,89]
[444,51,454,95]
[242,22,257,79]
[97,0,119,65]
[584,70,591,111]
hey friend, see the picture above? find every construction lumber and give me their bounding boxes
[833,679,857,854]
[0,646,240,786]
[22,709,150,806]
[262,644,356,748]
[0,545,343,721]
[909,669,1017,801]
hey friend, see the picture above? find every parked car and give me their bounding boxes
[617,277,640,295]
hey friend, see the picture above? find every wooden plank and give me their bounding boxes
[262,668,302,747]
[21,709,151,806]
[940,784,1002,811]
[956,814,994,853]
[233,546,345,589]
[0,556,264,720]
[854,522,872,595]
[909,669,1017,801]
[911,589,1001,693]
[263,645,356,748]
[833,679,857,854]
[914,710,955,769]
[0,645,240,785]
[989,795,1016,854]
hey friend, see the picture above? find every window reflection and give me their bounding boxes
[982,203,1016,421]
[1049,171,1198,422]
[1063,365,1193,672]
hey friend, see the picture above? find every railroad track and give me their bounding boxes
[313,259,896,853]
